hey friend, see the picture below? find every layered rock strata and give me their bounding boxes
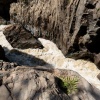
[9,0,100,56]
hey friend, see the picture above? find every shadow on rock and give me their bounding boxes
[5,47,53,68]
[0,45,9,62]
[0,0,17,24]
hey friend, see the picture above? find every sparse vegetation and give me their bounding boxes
[97,8,100,12]
[59,76,79,95]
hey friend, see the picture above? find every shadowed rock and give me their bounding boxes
[0,45,9,61]
[0,0,17,23]
[3,24,44,49]
[0,68,100,100]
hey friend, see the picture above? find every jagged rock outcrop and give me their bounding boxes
[9,0,100,55]
[3,24,43,49]
[10,0,70,54]
[0,25,100,90]
[0,66,100,100]
[0,24,43,52]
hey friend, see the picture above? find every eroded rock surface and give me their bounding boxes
[3,24,43,49]
[9,0,100,56]
[9,0,74,54]
[0,67,100,100]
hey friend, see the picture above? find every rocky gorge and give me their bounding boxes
[0,0,100,100]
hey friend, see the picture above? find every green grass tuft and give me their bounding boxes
[59,76,79,95]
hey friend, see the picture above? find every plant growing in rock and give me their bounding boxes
[59,76,79,95]
[97,8,100,12]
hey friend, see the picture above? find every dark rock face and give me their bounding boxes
[0,45,5,60]
[67,0,100,54]
[0,45,8,61]
[0,0,17,24]
[0,45,17,70]
[0,0,100,55]
[3,24,44,49]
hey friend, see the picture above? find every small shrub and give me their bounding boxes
[59,76,79,95]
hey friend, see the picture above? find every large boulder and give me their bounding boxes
[0,67,100,100]
[3,24,44,49]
